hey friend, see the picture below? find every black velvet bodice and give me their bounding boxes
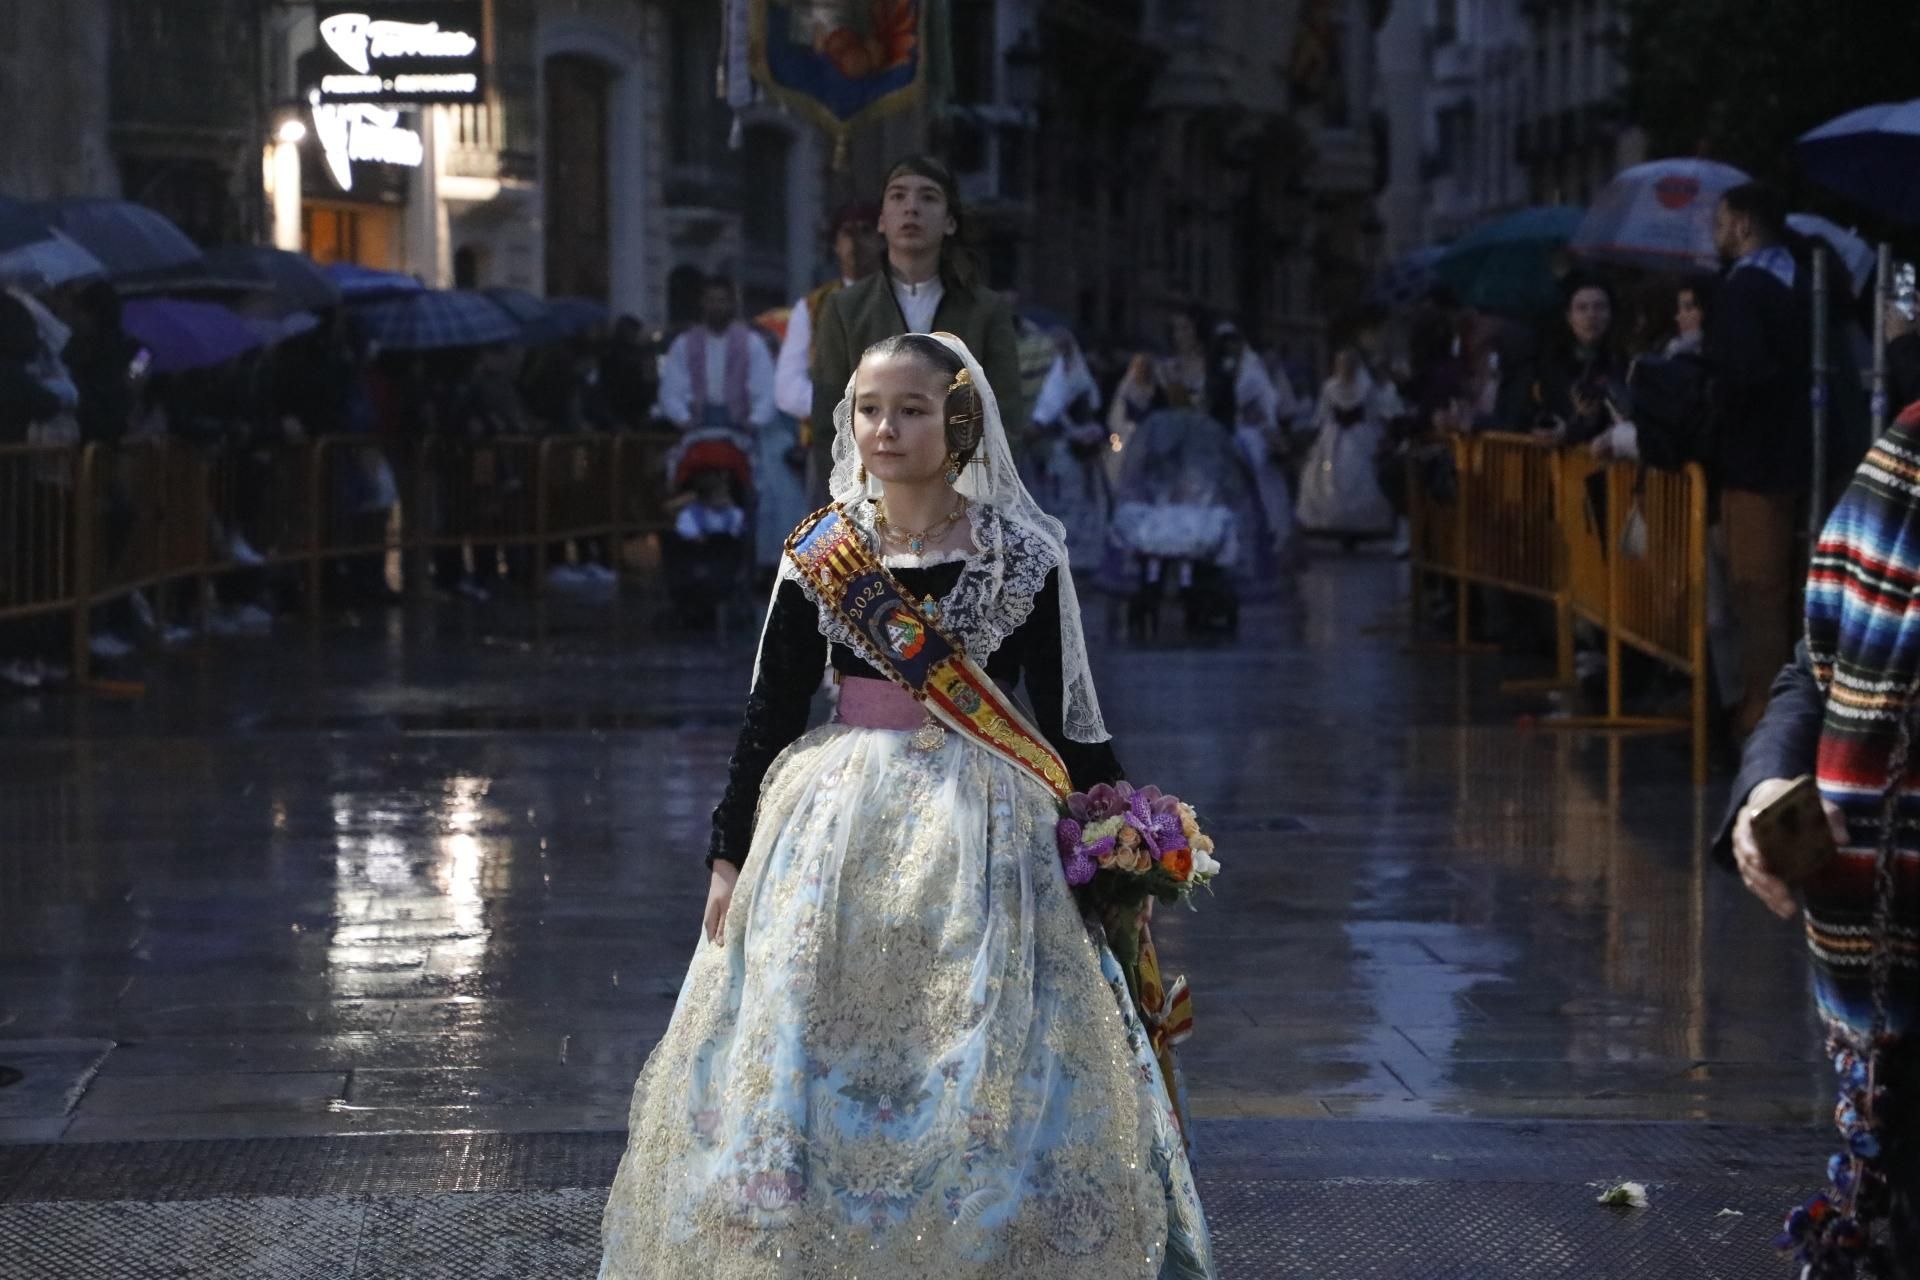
[707,562,1123,868]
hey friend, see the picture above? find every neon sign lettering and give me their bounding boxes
[320,14,479,75]
[308,90,423,192]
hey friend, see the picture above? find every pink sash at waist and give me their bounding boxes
[833,676,931,731]
[833,674,1021,732]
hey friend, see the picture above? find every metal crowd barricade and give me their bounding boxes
[1405,437,1469,646]
[6,429,676,688]
[306,435,407,608]
[0,444,78,626]
[1406,432,1711,786]
[536,432,620,564]
[616,431,679,536]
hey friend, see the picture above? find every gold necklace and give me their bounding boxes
[874,498,966,556]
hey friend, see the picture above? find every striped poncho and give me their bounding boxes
[1806,405,1920,1045]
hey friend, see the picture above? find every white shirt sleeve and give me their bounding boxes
[1236,359,1277,430]
[658,335,694,428]
[1031,355,1070,428]
[747,329,778,428]
[774,296,814,421]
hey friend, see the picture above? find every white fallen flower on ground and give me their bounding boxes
[1596,1181,1649,1208]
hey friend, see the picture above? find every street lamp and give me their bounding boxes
[277,118,308,145]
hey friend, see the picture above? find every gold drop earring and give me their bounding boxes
[857,461,868,486]
[944,453,961,486]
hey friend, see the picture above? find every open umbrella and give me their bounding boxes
[1799,100,1920,227]
[355,289,522,350]
[1433,206,1583,317]
[1788,213,1875,296]
[1370,244,1447,307]
[122,297,273,373]
[545,296,609,339]
[0,229,106,289]
[37,198,204,280]
[202,246,341,313]
[481,285,554,342]
[1571,159,1752,272]
[325,261,425,302]
[0,195,58,255]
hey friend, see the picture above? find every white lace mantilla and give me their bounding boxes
[781,500,1058,669]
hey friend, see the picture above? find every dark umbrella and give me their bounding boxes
[481,286,554,341]
[122,298,273,373]
[545,296,609,339]
[0,229,105,288]
[37,198,203,280]
[1370,244,1448,307]
[204,246,342,313]
[355,289,522,350]
[324,262,425,302]
[1799,100,1920,226]
[1433,205,1582,318]
[0,195,57,255]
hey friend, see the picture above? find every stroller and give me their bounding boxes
[663,427,754,630]
[1105,408,1263,641]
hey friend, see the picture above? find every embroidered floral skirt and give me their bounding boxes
[598,724,1215,1279]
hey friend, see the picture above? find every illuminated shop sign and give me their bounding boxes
[309,91,423,192]
[313,1,486,103]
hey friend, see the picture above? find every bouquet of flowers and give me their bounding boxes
[1055,780,1220,970]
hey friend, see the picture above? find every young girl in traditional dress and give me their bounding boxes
[598,331,1215,1279]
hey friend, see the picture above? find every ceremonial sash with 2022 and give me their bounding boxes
[788,503,1197,1139]
[786,504,1073,801]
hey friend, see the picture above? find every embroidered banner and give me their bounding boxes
[749,1,929,161]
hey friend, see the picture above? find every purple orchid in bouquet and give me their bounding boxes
[1055,780,1221,900]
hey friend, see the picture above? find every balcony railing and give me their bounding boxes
[444,98,535,183]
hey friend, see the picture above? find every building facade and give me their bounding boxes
[262,0,826,325]
[0,0,118,204]
[922,0,1383,370]
[0,0,829,328]
[1376,0,1642,258]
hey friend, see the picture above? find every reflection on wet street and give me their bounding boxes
[0,554,1830,1273]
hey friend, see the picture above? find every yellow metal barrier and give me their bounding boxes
[2,431,677,687]
[0,444,78,624]
[1406,432,1712,785]
[1405,437,1468,646]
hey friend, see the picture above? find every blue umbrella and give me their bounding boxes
[481,286,554,342]
[1434,205,1583,317]
[37,198,203,280]
[545,295,609,339]
[1799,100,1920,226]
[355,289,522,350]
[1788,213,1875,295]
[205,246,342,313]
[122,298,272,373]
[324,261,425,302]
[0,229,105,288]
[0,195,57,255]
[1371,244,1448,307]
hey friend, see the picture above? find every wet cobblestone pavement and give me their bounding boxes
[0,554,1834,1276]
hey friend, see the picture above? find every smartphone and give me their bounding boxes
[1750,775,1837,883]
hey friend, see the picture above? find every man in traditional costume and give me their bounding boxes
[777,203,881,506]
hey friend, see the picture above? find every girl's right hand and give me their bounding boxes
[704,861,740,944]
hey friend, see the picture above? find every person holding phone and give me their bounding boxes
[1715,400,1920,1275]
